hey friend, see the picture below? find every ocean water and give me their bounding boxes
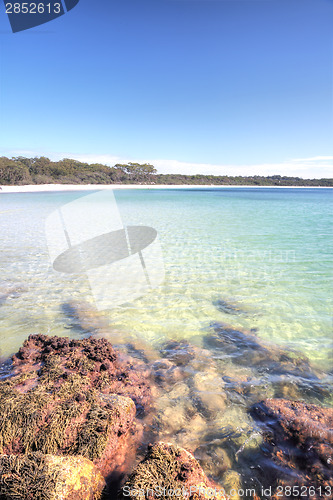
[0,187,332,493]
[2,188,331,365]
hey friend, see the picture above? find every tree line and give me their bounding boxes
[0,156,332,186]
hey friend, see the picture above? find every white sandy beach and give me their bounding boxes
[0,184,329,193]
[1,184,210,193]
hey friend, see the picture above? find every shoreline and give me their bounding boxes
[1,183,331,193]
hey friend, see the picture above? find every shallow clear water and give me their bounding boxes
[3,188,331,362]
[1,187,332,495]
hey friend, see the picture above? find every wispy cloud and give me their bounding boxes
[4,149,333,179]
[151,156,333,178]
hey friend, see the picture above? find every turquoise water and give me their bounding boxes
[0,187,332,367]
[1,187,332,494]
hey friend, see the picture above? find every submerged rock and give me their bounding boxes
[206,322,331,401]
[62,300,159,363]
[192,370,226,417]
[210,406,257,450]
[124,341,159,364]
[251,398,333,499]
[160,340,196,366]
[0,452,105,500]
[221,470,242,500]
[158,340,214,373]
[157,404,190,437]
[0,334,153,479]
[0,282,27,306]
[194,442,231,481]
[206,322,269,365]
[151,358,185,386]
[214,299,246,316]
[222,374,269,402]
[120,442,226,499]
[153,383,196,440]
[151,341,230,451]
[0,293,7,305]
[61,300,109,334]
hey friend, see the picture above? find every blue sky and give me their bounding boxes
[0,0,332,178]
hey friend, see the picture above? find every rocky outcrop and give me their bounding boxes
[120,442,227,500]
[251,398,333,499]
[11,333,152,414]
[0,334,153,479]
[2,331,331,500]
[0,453,106,500]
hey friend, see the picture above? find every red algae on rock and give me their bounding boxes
[11,334,152,414]
[0,334,153,480]
[251,398,333,499]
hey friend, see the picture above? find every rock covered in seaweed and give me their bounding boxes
[11,333,152,414]
[0,334,153,478]
[73,393,137,477]
[251,398,333,499]
[120,442,226,500]
[0,452,106,500]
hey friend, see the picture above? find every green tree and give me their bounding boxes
[0,157,32,185]
[114,163,157,183]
